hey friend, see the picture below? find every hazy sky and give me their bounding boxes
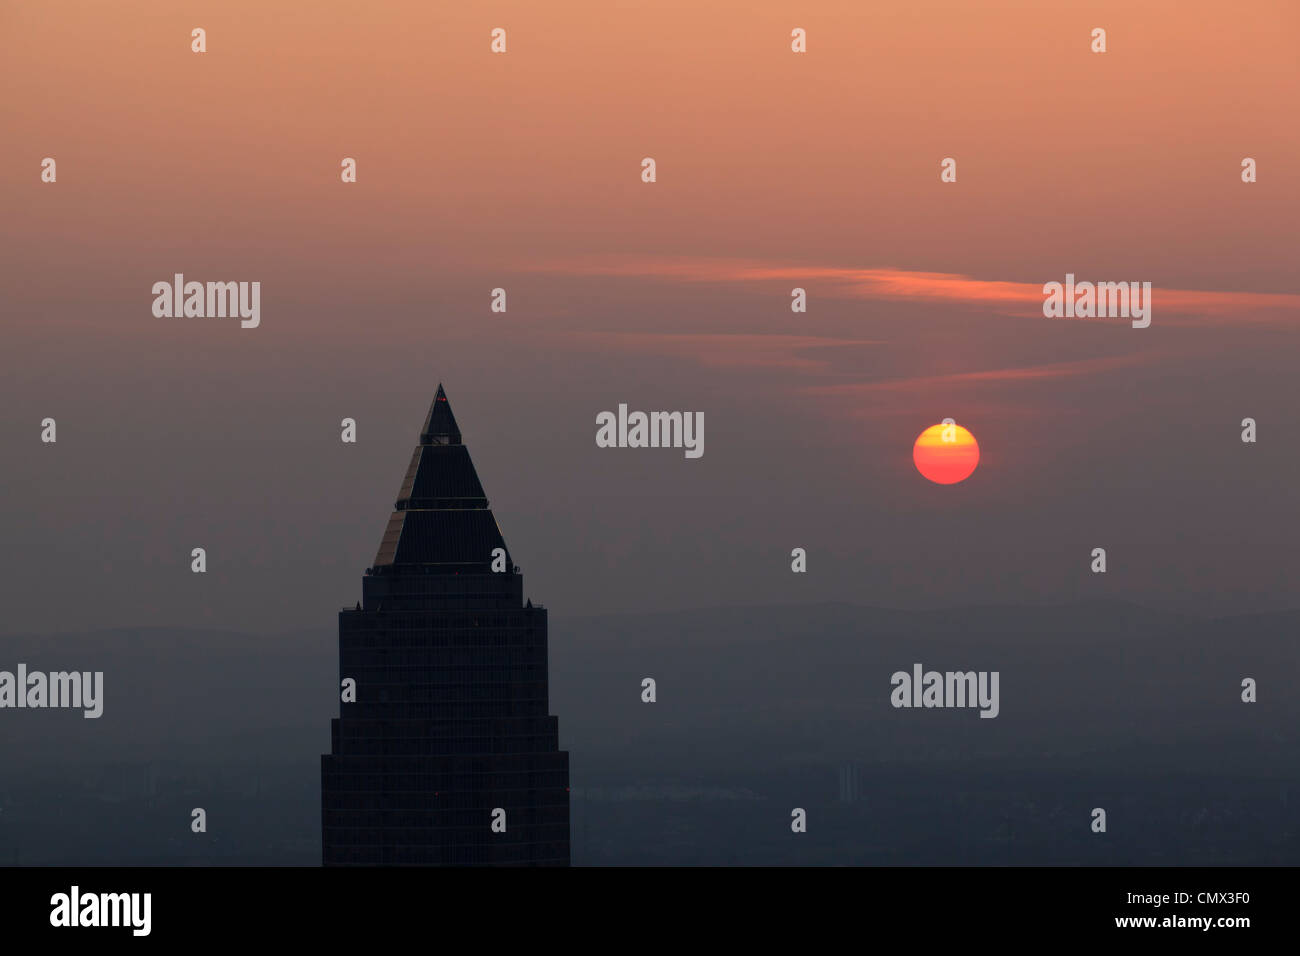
[2,0,1298,632]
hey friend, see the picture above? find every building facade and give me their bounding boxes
[321,385,570,865]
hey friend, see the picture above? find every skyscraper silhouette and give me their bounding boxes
[321,386,570,865]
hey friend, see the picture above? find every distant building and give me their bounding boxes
[321,385,570,865]
[837,763,861,804]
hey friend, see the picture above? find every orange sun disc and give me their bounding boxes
[913,423,979,484]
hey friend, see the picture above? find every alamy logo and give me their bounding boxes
[595,404,704,459]
[0,664,103,718]
[50,886,151,936]
[890,663,999,718]
[1043,273,1151,328]
[152,274,261,328]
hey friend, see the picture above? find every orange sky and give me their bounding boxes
[4,0,1297,346]
[1,1,1298,627]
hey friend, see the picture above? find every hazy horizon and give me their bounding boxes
[2,599,1295,865]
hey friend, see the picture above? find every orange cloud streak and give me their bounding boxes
[564,332,883,372]
[805,353,1152,395]
[527,257,1300,323]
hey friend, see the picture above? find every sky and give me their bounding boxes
[2,0,1298,632]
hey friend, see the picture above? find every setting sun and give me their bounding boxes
[913,422,980,485]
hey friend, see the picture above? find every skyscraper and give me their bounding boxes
[321,386,570,865]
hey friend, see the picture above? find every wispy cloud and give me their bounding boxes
[564,332,883,373]
[804,353,1151,396]
[527,256,1300,323]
